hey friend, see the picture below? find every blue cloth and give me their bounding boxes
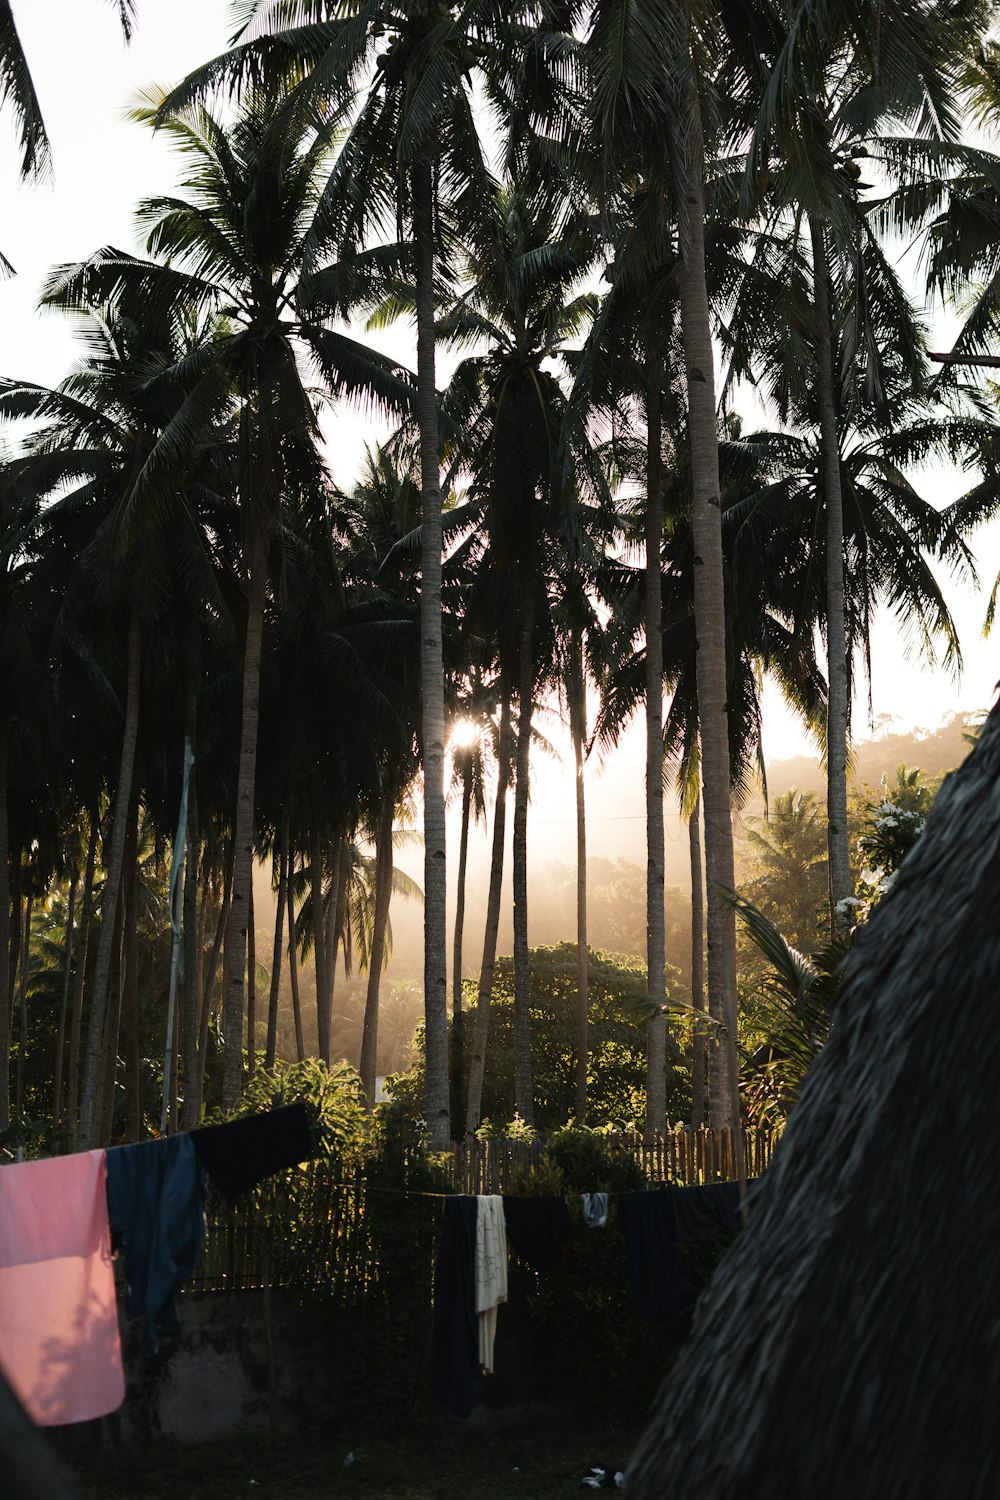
[617,1190,679,1320]
[429,1196,478,1416]
[105,1134,207,1357]
[669,1181,742,1241]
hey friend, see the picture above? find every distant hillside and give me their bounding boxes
[760,711,978,807]
[255,709,985,1065]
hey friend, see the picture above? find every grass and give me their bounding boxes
[69,1422,642,1500]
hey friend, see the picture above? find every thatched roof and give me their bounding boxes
[629,707,1000,1500]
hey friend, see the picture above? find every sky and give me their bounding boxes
[2,0,999,841]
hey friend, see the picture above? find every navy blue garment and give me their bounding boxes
[502,1196,573,1274]
[429,1196,478,1417]
[192,1101,314,1198]
[669,1181,742,1241]
[106,1133,207,1357]
[617,1191,678,1320]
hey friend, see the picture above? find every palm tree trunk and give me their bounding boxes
[570,629,589,1125]
[50,865,78,1137]
[453,771,472,1019]
[0,714,9,1132]
[247,879,257,1078]
[200,845,232,1099]
[644,364,667,1137]
[181,769,201,1129]
[674,119,743,1185]
[79,606,142,1149]
[810,216,852,930]
[512,565,536,1128]
[67,809,99,1147]
[451,766,472,1123]
[287,852,305,1063]
[14,890,32,1120]
[123,798,141,1142]
[311,817,330,1065]
[412,154,450,1149]
[222,574,266,1111]
[324,839,340,1033]
[169,989,179,1133]
[180,690,200,1128]
[8,857,21,1022]
[97,876,126,1145]
[360,798,394,1105]
[265,826,288,1071]
[689,793,707,1129]
[465,683,513,1136]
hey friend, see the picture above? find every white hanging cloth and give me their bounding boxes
[475,1194,508,1372]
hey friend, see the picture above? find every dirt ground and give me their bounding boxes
[68,1422,642,1499]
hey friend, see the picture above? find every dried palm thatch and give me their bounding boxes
[629,706,1000,1500]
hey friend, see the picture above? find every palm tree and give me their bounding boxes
[0,294,236,1144]
[428,179,601,1128]
[50,88,415,1111]
[156,0,572,1145]
[729,0,992,929]
[571,197,684,1136]
[584,0,743,1147]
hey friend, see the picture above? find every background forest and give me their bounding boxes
[1,0,998,1160]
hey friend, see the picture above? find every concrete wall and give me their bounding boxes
[52,1280,569,1451]
[104,1291,341,1448]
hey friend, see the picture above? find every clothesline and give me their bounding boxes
[309,1181,733,1199]
[0,1101,316,1431]
[429,1181,744,1416]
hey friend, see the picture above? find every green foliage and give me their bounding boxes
[392,944,691,1132]
[544,1123,646,1194]
[738,790,830,959]
[851,766,935,920]
[734,770,938,1126]
[208,1057,369,1165]
[731,894,850,1129]
[515,1126,733,1416]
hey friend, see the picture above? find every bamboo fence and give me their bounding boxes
[190,1127,778,1295]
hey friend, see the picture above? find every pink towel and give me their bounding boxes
[0,1149,124,1426]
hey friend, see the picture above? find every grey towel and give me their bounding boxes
[581,1191,609,1228]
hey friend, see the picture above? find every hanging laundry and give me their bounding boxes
[0,1149,124,1426]
[669,1180,742,1241]
[581,1192,609,1228]
[475,1195,507,1373]
[429,1196,479,1417]
[192,1100,315,1197]
[617,1190,679,1320]
[106,1132,206,1357]
[502,1195,573,1273]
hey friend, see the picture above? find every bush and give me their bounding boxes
[390,943,691,1133]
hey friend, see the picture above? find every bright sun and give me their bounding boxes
[448,719,478,751]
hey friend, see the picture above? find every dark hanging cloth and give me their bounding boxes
[502,1195,574,1274]
[191,1101,315,1198]
[669,1181,742,1242]
[617,1191,678,1321]
[105,1133,207,1357]
[429,1196,479,1417]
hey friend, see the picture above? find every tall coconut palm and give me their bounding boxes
[427,179,601,1127]
[584,0,744,1146]
[0,295,236,1144]
[570,200,686,1136]
[49,88,415,1111]
[728,0,992,928]
[156,0,573,1145]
